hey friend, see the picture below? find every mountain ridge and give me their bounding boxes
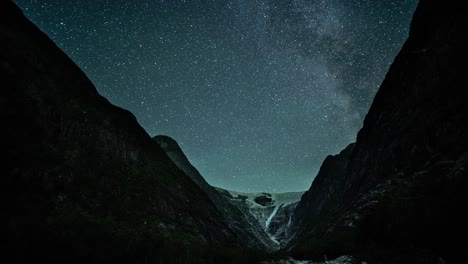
[1,1,264,262]
[288,0,468,262]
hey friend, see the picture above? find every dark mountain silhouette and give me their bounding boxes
[0,1,264,262]
[288,0,467,263]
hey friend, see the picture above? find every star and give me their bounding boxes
[13,0,418,192]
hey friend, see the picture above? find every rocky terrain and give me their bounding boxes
[218,190,304,247]
[288,0,467,263]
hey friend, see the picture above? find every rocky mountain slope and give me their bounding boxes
[219,190,304,247]
[154,135,276,250]
[154,135,304,249]
[0,1,264,262]
[288,0,467,263]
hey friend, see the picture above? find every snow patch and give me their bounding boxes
[227,190,304,208]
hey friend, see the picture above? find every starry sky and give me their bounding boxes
[14,0,418,192]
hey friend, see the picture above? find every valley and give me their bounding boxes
[2,0,466,263]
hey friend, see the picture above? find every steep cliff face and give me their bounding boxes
[290,0,468,263]
[154,135,276,250]
[292,144,355,239]
[0,1,262,263]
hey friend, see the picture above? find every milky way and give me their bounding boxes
[14,0,418,192]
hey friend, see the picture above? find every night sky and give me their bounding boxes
[14,0,418,192]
